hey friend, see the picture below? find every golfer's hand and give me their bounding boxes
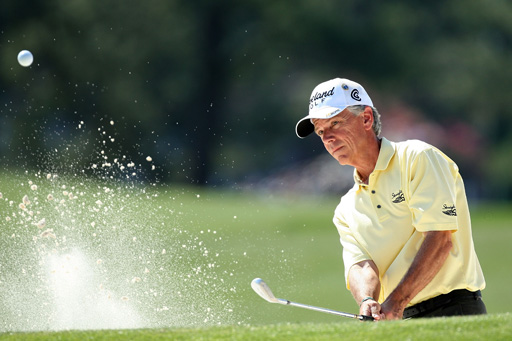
[360,299,385,321]
[379,300,404,320]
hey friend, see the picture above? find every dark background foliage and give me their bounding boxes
[2,0,512,198]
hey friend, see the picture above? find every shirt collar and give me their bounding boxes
[353,137,395,184]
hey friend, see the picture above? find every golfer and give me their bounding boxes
[296,78,487,320]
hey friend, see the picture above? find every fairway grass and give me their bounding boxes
[1,171,511,333]
[2,313,510,340]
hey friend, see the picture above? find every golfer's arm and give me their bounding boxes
[385,230,453,311]
[348,260,381,305]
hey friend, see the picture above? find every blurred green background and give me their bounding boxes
[2,0,512,199]
[1,0,512,331]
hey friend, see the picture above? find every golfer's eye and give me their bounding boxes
[332,121,340,127]
[316,129,324,136]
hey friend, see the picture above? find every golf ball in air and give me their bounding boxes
[17,50,34,67]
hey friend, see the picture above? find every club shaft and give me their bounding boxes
[278,299,369,320]
[251,278,373,321]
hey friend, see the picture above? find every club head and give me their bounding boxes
[251,278,280,303]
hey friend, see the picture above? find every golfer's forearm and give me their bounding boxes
[387,230,453,309]
[348,260,381,304]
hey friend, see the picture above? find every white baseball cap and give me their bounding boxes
[295,78,374,138]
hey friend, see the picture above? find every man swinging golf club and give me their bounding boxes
[296,78,487,320]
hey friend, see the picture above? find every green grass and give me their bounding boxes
[2,313,511,340]
[0,172,511,338]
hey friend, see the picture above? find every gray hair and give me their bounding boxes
[346,105,382,136]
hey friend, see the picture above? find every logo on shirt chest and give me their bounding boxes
[391,190,405,203]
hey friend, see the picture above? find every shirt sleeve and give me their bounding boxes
[407,147,460,232]
[333,211,371,287]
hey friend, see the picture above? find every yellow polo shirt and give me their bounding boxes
[334,138,485,306]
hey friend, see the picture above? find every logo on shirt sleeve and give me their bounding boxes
[442,204,457,216]
[391,190,405,203]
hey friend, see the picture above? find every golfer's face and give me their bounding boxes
[312,109,366,166]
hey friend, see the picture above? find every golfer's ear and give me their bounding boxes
[362,106,374,130]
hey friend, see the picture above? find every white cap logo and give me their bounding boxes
[351,89,361,101]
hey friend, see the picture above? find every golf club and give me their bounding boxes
[251,278,374,321]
